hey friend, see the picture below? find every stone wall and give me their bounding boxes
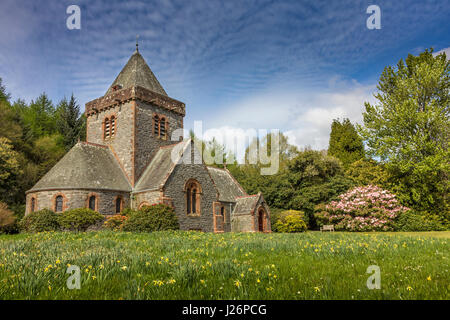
[25,189,130,216]
[230,197,271,233]
[86,102,134,183]
[132,190,161,209]
[135,100,183,180]
[164,162,218,232]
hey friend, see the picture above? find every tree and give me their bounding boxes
[358,48,449,217]
[56,94,86,150]
[346,158,389,188]
[328,118,364,168]
[287,149,354,227]
[0,137,22,199]
[19,93,57,139]
[0,77,10,103]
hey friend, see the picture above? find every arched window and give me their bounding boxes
[110,116,116,137]
[153,115,160,136]
[88,195,97,211]
[30,197,36,213]
[153,114,168,139]
[55,195,64,212]
[104,115,116,139]
[160,117,166,138]
[115,196,123,214]
[185,180,201,215]
[257,208,266,232]
[104,117,110,139]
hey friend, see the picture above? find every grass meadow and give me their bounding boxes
[0,231,448,300]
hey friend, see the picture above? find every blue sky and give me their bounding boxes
[0,0,449,149]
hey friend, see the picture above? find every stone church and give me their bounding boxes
[25,46,271,233]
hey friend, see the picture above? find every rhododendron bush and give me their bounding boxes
[314,185,410,231]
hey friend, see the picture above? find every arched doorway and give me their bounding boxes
[257,208,266,232]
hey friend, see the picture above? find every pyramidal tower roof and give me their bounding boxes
[106,48,167,96]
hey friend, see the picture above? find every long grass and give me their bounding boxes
[0,231,448,300]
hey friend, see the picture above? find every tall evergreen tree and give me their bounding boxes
[56,94,86,150]
[358,48,449,217]
[328,118,364,168]
[20,93,57,139]
[0,77,10,103]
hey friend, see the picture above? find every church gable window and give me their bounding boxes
[185,179,201,215]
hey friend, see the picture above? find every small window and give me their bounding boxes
[55,196,63,212]
[186,188,191,214]
[104,116,116,140]
[220,206,225,217]
[160,117,166,138]
[192,188,197,214]
[153,114,168,139]
[115,197,122,214]
[104,117,110,139]
[89,195,96,211]
[185,180,201,215]
[110,116,116,137]
[153,115,160,135]
[31,198,36,213]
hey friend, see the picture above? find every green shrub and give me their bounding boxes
[0,202,18,234]
[122,204,179,232]
[19,209,60,233]
[394,211,447,231]
[269,208,284,232]
[274,210,307,233]
[58,208,104,232]
[121,207,136,217]
[104,215,128,231]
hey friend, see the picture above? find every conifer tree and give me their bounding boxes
[328,118,364,168]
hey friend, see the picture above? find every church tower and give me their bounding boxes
[85,47,185,186]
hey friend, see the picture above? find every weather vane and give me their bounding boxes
[136,35,139,51]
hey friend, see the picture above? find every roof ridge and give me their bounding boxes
[236,194,259,199]
[80,141,109,149]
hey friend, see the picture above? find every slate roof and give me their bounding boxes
[207,167,246,202]
[106,49,167,96]
[134,140,189,192]
[28,142,132,192]
[232,194,261,215]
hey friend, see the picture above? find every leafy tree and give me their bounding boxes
[346,158,390,188]
[328,118,364,168]
[56,94,86,150]
[0,137,22,199]
[287,149,354,227]
[358,48,449,217]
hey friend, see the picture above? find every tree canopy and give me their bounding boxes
[358,48,449,217]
